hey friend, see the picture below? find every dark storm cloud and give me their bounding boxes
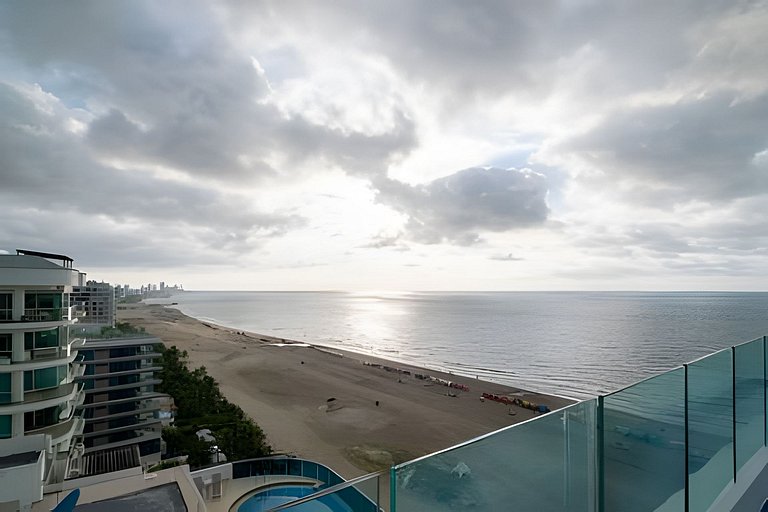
[374,167,549,245]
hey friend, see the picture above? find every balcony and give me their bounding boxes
[83,417,161,438]
[0,308,77,325]
[24,381,78,404]
[22,308,63,322]
[26,415,84,446]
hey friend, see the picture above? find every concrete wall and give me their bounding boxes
[0,268,80,287]
[0,451,44,511]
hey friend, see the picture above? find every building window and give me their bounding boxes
[0,293,11,321]
[0,415,11,438]
[24,329,59,351]
[0,333,11,360]
[24,405,63,432]
[23,365,66,392]
[0,373,10,404]
[24,293,62,321]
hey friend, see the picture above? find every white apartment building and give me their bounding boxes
[0,250,86,510]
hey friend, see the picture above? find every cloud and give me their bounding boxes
[237,0,737,104]
[553,91,768,205]
[0,1,416,184]
[374,167,549,245]
[0,81,304,265]
[1,0,768,289]
[489,253,524,262]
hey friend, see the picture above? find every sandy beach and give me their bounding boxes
[118,303,574,478]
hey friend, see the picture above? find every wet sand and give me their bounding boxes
[118,303,573,478]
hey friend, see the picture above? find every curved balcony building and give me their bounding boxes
[0,250,85,507]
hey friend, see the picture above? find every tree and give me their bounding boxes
[157,344,271,468]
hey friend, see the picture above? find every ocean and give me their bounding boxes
[150,291,768,400]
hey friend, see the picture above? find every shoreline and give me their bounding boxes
[156,300,582,402]
[118,303,574,478]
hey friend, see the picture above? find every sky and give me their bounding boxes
[1,1,767,291]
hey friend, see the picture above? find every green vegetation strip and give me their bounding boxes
[158,345,272,468]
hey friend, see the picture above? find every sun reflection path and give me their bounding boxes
[343,291,414,357]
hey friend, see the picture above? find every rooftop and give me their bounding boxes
[73,482,186,512]
[0,254,69,270]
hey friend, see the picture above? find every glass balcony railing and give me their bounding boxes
[386,336,768,512]
[392,400,597,511]
[21,308,63,322]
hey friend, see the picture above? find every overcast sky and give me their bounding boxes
[1,1,767,291]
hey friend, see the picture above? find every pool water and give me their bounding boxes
[237,485,352,512]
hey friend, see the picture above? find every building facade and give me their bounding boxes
[0,250,86,509]
[75,335,165,469]
[69,280,116,334]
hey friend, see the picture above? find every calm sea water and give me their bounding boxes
[152,291,768,400]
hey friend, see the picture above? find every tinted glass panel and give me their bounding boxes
[393,401,597,512]
[603,368,685,512]
[735,339,765,473]
[0,415,11,438]
[688,349,734,512]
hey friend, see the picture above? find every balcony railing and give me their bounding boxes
[21,308,63,322]
[385,335,768,512]
[0,307,74,323]
[23,381,78,404]
[227,457,383,511]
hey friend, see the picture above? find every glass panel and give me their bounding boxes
[288,458,302,476]
[603,368,685,512]
[327,471,344,486]
[24,371,32,391]
[0,373,10,404]
[38,295,54,309]
[393,400,597,512]
[272,458,287,475]
[0,415,11,438]
[317,465,330,487]
[688,349,734,512]
[336,476,380,512]
[232,461,248,478]
[0,373,9,392]
[302,460,318,480]
[0,334,11,353]
[35,329,59,349]
[34,366,59,389]
[735,338,765,473]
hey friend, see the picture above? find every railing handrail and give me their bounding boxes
[265,470,386,512]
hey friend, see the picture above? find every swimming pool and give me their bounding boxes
[236,485,353,512]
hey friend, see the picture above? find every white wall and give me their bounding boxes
[0,451,44,510]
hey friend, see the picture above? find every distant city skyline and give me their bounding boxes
[1,2,768,291]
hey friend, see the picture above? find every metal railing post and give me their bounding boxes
[732,346,737,483]
[597,394,604,512]
[684,364,689,512]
